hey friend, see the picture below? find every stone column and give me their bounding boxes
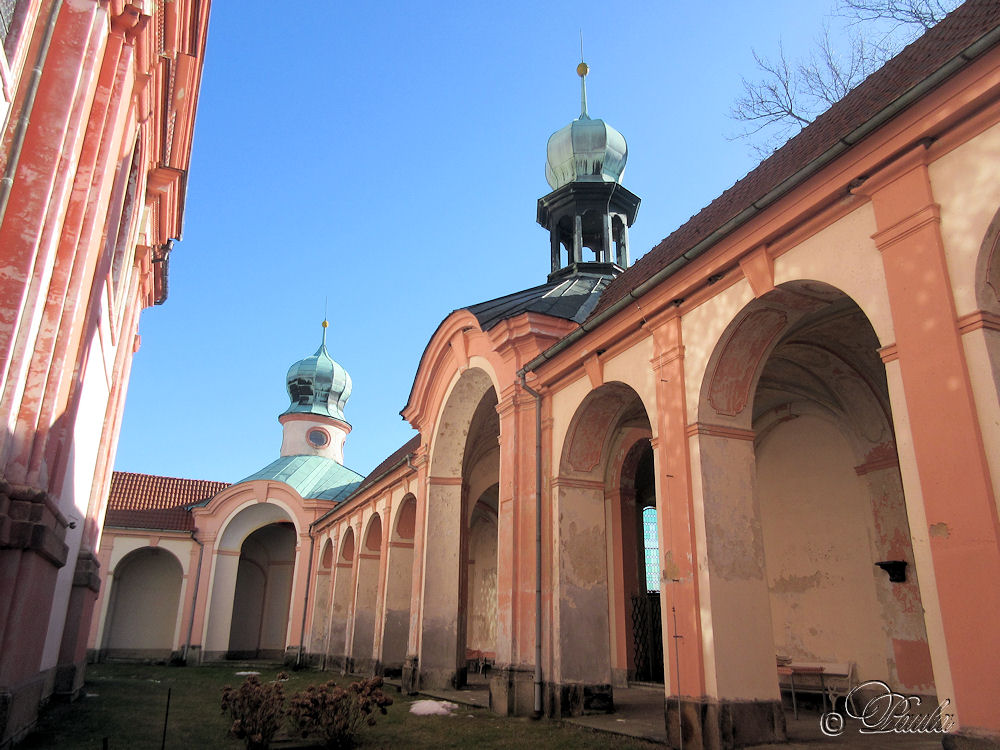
[573,215,583,264]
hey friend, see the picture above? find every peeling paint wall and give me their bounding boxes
[556,483,611,683]
[757,415,893,682]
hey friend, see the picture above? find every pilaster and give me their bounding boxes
[856,144,1000,736]
[648,312,705,700]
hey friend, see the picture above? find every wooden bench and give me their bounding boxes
[777,661,856,719]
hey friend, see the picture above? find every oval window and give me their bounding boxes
[307,429,329,448]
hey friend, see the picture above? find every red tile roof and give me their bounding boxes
[105,471,230,531]
[588,0,1000,321]
[353,434,421,494]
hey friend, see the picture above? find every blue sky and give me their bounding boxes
[114,1,909,482]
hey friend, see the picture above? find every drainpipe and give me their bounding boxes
[518,373,544,718]
[0,0,64,226]
[297,519,317,668]
[183,530,204,664]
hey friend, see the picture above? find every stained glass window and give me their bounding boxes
[643,506,659,592]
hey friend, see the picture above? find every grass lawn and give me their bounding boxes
[21,664,662,749]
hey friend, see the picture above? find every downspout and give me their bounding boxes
[183,530,204,664]
[0,0,64,225]
[296,519,317,668]
[518,373,544,718]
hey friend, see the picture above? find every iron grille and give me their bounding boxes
[631,592,664,682]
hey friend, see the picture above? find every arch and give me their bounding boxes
[697,280,859,430]
[554,381,657,709]
[393,493,416,541]
[310,539,335,652]
[102,547,183,660]
[420,366,500,688]
[972,211,1000,514]
[382,494,416,674]
[327,526,355,670]
[216,496,300,551]
[693,280,934,713]
[227,522,297,660]
[351,514,383,671]
[465,485,498,668]
[202,501,297,659]
[975,206,1000,314]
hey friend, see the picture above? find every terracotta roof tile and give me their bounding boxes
[105,471,230,531]
[354,435,421,494]
[588,0,1000,321]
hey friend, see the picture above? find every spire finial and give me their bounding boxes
[577,32,589,119]
[321,297,329,346]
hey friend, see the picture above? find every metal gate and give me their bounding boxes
[631,592,664,682]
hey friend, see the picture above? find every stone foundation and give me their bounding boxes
[401,655,419,694]
[0,668,56,750]
[665,697,785,750]
[943,731,1000,750]
[488,665,536,716]
[545,682,614,719]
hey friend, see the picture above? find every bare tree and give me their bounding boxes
[838,0,957,30]
[730,0,963,156]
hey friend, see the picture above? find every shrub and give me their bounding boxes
[220,672,287,750]
[287,676,394,749]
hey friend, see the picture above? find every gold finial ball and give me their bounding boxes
[322,319,329,328]
[577,62,589,78]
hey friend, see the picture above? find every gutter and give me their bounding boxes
[516,22,1000,380]
[182,530,204,664]
[0,0,64,226]
[518,373,544,718]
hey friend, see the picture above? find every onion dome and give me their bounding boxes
[545,61,628,190]
[281,321,351,422]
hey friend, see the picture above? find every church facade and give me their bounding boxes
[95,2,1000,748]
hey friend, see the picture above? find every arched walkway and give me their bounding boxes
[327,527,355,670]
[201,501,300,661]
[102,547,183,660]
[351,514,382,672]
[309,540,334,657]
[228,523,297,660]
[553,382,657,715]
[421,366,500,689]
[694,281,933,719]
[382,495,416,675]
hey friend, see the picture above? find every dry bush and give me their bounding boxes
[220,672,288,750]
[287,676,394,749]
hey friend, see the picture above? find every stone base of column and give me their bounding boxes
[417,665,464,690]
[943,731,1000,750]
[488,665,536,716]
[665,696,785,750]
[349,656,378,676]
[53,660,86,700]
[544,682,614,719]
[401,655,419,694]
[0,668,53,749]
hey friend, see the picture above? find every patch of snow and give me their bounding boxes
[235,671,261,677]
[409,699,459,716]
